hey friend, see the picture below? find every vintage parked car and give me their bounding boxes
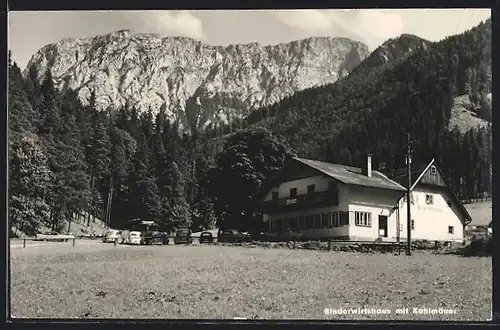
[217,229,251,243]
[142,231,169,245]
[258,229,304,242]
[127,231,142,245]
[199,231,214,244]
[276,229,304,242]
[35,232,75,242]
[174,229,193,245]
[102,229,122,243]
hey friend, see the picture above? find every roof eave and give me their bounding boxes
[349,183,406,192]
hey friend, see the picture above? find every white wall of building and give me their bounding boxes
[396,186,465,242]
[346,185,403,241]
[262,175,465,242]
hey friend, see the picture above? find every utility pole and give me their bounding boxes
[406,132,412,256]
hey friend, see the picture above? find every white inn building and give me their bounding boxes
[256,156,472,243]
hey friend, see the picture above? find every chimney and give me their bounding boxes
[364,154,372,177]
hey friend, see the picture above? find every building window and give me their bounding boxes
[272,191,279,200]
[307,184,315,196]
[315,214,322,228]
[297,216,303,229]
[306,215,314,229]
[425,194,433,205]
[354,212,371,227]
[283,218,290,230]
[327,213,333,228]
[290,188,297,199]
[331,213,338,227]
[321,213,328,228]
[448,226,454,234]
[430,165,437,175]
[334,212,342,227]
[411,219,415,231]
[342,211,350,226]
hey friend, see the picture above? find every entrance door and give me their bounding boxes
[378,215,388,238]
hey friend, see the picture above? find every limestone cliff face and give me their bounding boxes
[26,29,369,131]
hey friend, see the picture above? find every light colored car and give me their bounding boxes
[128,231,142,245]
[102,229,121,243]
[35,232,75,242]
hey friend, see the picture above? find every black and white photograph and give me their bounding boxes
[7,8,492,320]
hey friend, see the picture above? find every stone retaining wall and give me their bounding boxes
[214,239,457,254]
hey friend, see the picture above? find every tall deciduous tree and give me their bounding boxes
[207,127,292,231]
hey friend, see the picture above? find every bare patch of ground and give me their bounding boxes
[448,95,489,134]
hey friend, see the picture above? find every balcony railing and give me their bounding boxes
[260,190,339,214]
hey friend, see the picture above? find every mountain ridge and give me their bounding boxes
[25,30,370,133]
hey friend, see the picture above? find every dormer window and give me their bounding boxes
[290,188,297,199]
[272,191,279,200]
[430,165,437,175]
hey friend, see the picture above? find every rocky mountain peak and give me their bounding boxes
[25,31,370,132]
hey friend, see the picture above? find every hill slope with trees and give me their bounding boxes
[248,19,492,200]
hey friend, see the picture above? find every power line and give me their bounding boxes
[455,9,465,34]
[466,10,476,30]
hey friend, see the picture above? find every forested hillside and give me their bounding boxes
[248,19,492,200]
[9,50,290,235]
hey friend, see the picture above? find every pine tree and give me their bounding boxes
[169,162,192,229]
[38,69,60,136]
[9,133,52,236]
[86,116,111,225]
[8,61,38,143]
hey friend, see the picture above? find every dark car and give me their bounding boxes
[277,229,304,242]
[199,231,214,244]
[217,229,252,243]
[174,229,193,245]
[142,231,169,245]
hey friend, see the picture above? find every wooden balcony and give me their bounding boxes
[259,190,339,214]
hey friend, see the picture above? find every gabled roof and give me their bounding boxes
[293,157,406,191]
[392,159,472,225]
[390,165,428,189]
[253,157,406,203]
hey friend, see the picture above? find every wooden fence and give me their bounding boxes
[19,237,76,248]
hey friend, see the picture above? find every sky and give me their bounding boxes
[8,9,491,70]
